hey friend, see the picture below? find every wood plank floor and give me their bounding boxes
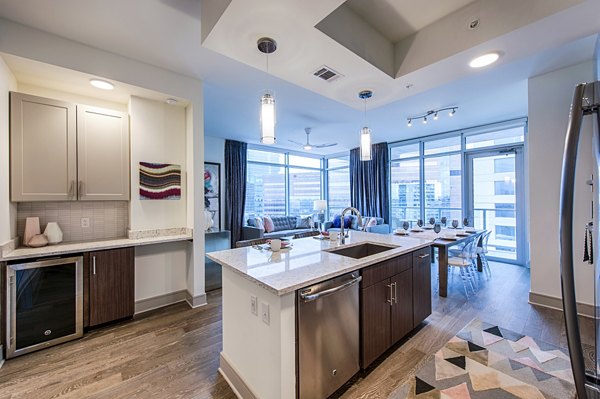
[0,262,593,398]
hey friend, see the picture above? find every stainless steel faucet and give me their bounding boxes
[339,207,362,244]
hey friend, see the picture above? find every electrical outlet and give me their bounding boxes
[80,217,90,228]
[261,302,270,325]
[250,296,258,316]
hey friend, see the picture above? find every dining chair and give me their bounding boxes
[447,240,477,298]
[477,230,492,278]
[235,238,269,248]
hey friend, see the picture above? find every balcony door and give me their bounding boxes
[465,147,526,265]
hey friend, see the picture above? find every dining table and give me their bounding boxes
[393,227,485,297]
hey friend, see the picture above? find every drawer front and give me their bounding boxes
[361,261,395,288]
[361,253,412,288]
[412,247,431,264]
[388,253,412,276]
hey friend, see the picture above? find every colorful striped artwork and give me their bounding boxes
[139,162,181,200]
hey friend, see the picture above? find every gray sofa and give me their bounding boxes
[242,216,316,240]
[324,215,390,234]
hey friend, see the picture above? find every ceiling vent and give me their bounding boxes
[313,65,343,82]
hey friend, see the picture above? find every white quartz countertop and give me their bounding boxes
[207,231,433,296]
[1,231,193,261]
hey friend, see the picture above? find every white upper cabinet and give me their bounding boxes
[10,92,130,202]
[77,106,130,200]
[10,92,77,201]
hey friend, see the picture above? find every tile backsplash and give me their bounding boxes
[17,201,129,243]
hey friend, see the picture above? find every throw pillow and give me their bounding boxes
[263,215,275,233]
[296,215,312,229]
[332,214,342,228]
[343,215,352,228]
[367,218,378,228]
[254,217,264,231]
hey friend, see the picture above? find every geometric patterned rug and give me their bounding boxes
[392,319,575,399]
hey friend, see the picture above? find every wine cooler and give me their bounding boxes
[5,255,83,358]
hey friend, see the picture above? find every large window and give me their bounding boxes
[388,119,526,264]
[246,163,286,217]
[424,154,462,221]
[390,158,420,228]
[245,149,323,220]
[289,168,321,215]
[326,156,350,219]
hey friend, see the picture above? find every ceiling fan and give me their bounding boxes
[289,127,337,150]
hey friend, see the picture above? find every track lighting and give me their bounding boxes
[407,107,458,127]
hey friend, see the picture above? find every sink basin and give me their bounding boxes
[327,242,398,259]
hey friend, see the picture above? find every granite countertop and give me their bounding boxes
[1,228,193,261]
[207,231,433,296]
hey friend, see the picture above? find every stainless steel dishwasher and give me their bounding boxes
[297,271,362,399]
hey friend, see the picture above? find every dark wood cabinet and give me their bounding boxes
[361,278,392,367]
[85,247,134,327]
[412,247,432,327]
[390,269,413,343]
[360,246,431,368]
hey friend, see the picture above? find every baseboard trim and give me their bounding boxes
[135,290,187,315]
[219,352,257,399]
[186,291,207,308]
[528,291,597,318]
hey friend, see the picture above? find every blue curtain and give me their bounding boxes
[225,140,248,246]
[350,142,390,223]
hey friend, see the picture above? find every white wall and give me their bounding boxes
[204,135,225,230]
[135,242,189,301]
[528,60,595,306]
[0,55,17,244]
[222,268,296,399]
[128,96,193,302]
[129,96,187,230]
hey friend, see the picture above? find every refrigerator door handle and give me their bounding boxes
[559,82,588,399]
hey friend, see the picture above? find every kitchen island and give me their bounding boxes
[207,231,433,399]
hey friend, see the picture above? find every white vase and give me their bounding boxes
[204,210,214,231]
[44,222,63,244]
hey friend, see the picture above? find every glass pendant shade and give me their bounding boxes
[360,127,372,161]
[260,92,276,144]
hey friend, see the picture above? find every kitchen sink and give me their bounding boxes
[327,243,398,259]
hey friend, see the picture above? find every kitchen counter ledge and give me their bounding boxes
[1,228,193,261]
[207,230,432,296]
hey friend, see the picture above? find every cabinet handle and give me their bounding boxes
[68,180,75,198]
[386,283,393,305]
[92,256,96,275]
[419,253,430,259]
[78,180,83,198]
[393,282,397,304]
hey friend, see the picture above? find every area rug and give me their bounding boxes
[393,319,575,399]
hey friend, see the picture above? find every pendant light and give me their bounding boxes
[258,37,277,144]
[358,90,373,161]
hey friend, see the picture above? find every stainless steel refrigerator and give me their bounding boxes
[560,81,600,398]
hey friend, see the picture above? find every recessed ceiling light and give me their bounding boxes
[89,78,114,90]
[469,52,500,68]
